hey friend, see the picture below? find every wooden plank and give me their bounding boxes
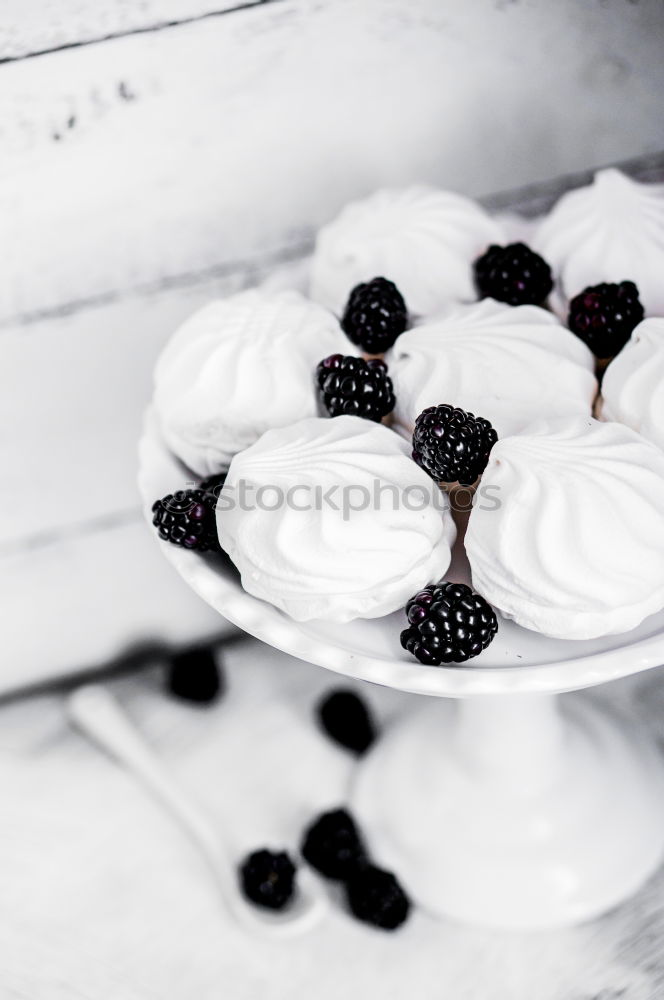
[0,265,291,549]
[0,277,245,691]
[0,517,231,694]
[1,0,663,325]
[0,259,305,690]
[0,0,274,61]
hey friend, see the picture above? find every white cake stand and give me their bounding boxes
[139,410,664,930]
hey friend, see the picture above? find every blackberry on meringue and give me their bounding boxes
[474,242,553,306]
[412,405,497,486]
[152,489,220,553]
[316,354,395,421]
[341,278,408,355]
[568,281,644,359]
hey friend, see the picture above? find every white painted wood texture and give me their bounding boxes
[2,0,664,324]
[0,520,229,690]
[0,271,256,549]
[0,0,273,60]
[0,273,267,692]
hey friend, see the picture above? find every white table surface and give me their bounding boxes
[3,637,664,999]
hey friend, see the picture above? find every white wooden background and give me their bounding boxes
[1,0,664,690]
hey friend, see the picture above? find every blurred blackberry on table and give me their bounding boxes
[167,644,224,704]
[301,808,368,880]
[344,863,411,930]
[317,689,376,754]
[239,849,296,910]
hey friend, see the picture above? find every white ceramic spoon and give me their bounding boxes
[67,684,328,937]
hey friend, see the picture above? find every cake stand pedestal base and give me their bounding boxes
[351,691,664,929]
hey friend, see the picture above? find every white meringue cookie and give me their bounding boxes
[217,416,456,622]
[153,290,350,477]
[534,169,664,316]
[387,299,596,439]
[465,416,664,640]
[309,186,503,319]
[601,318,664,451]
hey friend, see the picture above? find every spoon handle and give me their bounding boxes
[67,686,233,887]
[67,684,327,937]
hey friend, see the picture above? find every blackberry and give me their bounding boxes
[301,808,367,880]
[199,471,228,501]
[317,689,376,754]
[239,849,296,911]
[167,645,223,704]
[316,354,395,422]
[568,281,644,358]
[401,582,498,666]
[344,864,410,930]
[341,277,408,354]
[474,242,553,306]
[152,489,220,553]
[412,405,497,486]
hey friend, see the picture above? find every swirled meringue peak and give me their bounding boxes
[534,169,664,316]
[465,416,664,640]
[153,290,351,477]
[602,318,664,451]
[388,299,596,439]
[217,416,456,622]
[309,186,504,319]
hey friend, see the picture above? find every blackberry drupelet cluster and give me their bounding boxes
[567,280,644,358]
[199,471,228,501]
[345,865,411,931]
[474,242,553,306]
[317,689,376,754]
[341,277,408,354]
[239,849,296,910]
[167,644,223,704]
[301,809,367,881]
[301,808,410,930]
[316,354,395,422]
[401,582,498,666]
[412,405,497,486]
[152,489,220,553]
